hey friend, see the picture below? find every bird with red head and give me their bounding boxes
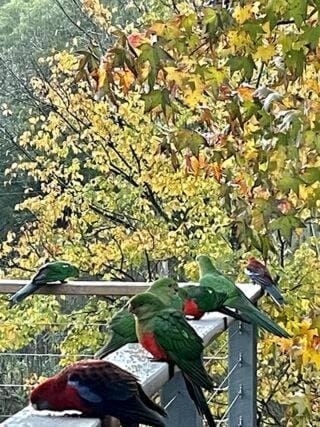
[245,257,286,307]
[30,359,167,427]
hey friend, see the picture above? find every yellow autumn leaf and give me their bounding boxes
[254,45,276,62]
[29,117,39,125]
[184,86,205,107]
[233,5,254,24]
[164,66,185,87]
[148,21,166,35]
[302,348,320,368]
[97,66,107,90]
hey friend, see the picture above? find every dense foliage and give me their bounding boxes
[0,0,319,424]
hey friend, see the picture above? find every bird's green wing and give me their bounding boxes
[200,272,235,295]
[109,306,137,341]
[34,261,78,284]
[153,310,212,390]
[95,306,137,358]
[33,262,65,284]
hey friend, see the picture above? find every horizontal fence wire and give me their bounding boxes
[205,327,239,367]
[0,317,101,421]
[1,317,244,423]
[0,321,108,327]
[0,352,93,358]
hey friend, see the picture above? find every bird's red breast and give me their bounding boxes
[183,299,204,320]
[140,332,168,361]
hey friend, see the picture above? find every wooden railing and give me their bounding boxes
[1,281,260,427]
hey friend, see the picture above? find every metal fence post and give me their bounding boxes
[228,320,257,427]
[160,372,203,427]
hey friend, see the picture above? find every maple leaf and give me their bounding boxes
[127,32,148,49]
[254,44,276,63]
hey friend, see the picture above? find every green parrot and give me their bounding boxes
[182,255,290,338]
[179,285,249,323]
[9,261,79,306]
[94,277,183,359]
[128,292,216,427]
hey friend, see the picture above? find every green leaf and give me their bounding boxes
[314,0,320,12]
[203,8,218,39]
[270,215,305,240]
[173,129,206,155]
[111,47,137,76]
[142,88,170,114]
[288,0,307,28]
[242,22,265,41]
[227,55,256,80]
[181,13,197,32]
[138,44,172,89]
[303,25,320,49]
[278,175,301,195]
[301,167,320,185]
[285,49,305,77]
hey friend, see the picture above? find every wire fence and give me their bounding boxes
[0,318,239,424]
[0,321,97,422]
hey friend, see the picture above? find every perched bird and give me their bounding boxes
[9,261,79,306]
[183,255,290,338]
[30,359,167,427]
[179,285,248,323]
[129,292,216,427]
[245,256,286,307]
[95,277,182,359]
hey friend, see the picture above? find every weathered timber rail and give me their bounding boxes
[0,280,149,296]
[1,282,261,427]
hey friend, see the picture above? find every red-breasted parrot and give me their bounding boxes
[245,256,286,307]
[179,286,249,323]
[128,292,216,427]
[182,255,290,338]
[95,277,183,359]
[30,359,167,427]
[9,261,79,306]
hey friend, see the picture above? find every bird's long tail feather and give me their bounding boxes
[94,335,132,359]
[265,284,286,307]
[183,375,216,427]
[176,357,213,391]
[117,392,167,427]
[228,295,290,338]
[9,281,38,306]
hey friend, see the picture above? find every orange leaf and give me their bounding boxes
[198,153,207,169]
[190,156,200,176]
[127,32,148,48]
[237,85,255,101]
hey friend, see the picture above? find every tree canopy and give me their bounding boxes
[0,0,319,424]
